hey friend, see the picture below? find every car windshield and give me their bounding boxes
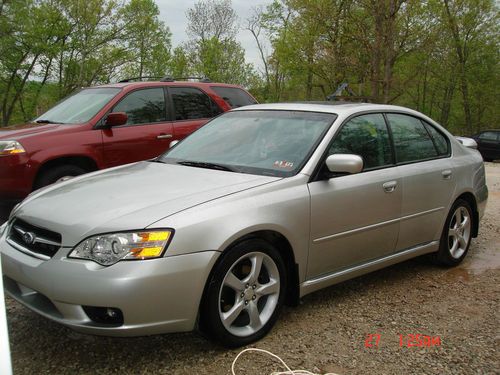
[159,110,336,177]
[34,88,121,124]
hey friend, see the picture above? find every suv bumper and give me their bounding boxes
[1,236,219,336]
[0,155,33,200]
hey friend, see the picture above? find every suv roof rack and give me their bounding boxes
[160,76,211,83]
[118,76,164,83]
[118,76,212,84]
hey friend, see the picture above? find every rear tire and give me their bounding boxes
[200,238,287,347]
[434,199,474,267]
[35,165,87,189]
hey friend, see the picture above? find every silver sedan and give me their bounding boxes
[0,103,488,347]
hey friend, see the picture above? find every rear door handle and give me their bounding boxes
[442,169,453,179]
[157,134,173,139]
[382,180,398,193]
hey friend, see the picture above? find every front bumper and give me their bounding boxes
[0,154,33,200]
[1,237,219,336]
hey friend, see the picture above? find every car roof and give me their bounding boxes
[93,81,244,89]
[232,102,421,117]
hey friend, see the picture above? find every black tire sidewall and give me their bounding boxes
[201,238,287,348]
[437,199,474,266]
[35,165,86,189]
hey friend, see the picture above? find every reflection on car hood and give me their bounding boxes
[13,161,281,246]
[0,123,70,140]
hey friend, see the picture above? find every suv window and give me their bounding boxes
[113,88,166,125]
[210,86,258,108]
[387,114,438,163]
[170,87,219,120]
[479,131,499,141]
[423,122,450,156]
[329,113,392,170]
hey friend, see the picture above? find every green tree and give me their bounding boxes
[184,0,256,85]
[192,37,254,85]
[121,0,172,78]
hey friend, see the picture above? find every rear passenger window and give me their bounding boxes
[170,87,219,120]
[423,122,449,156]
[210,86,257,108]
[113,88,166,125]
[329,113,392,170]
[387,114,438,163]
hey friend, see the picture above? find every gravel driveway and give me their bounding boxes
[4,163,499,375]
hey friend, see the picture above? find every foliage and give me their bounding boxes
[0,0,498,135]
[250,0,499,134]
[0,0,171,126]
[178,0,256,86]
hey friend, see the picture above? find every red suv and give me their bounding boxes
[0,78,257,203]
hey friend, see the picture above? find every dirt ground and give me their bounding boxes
[4,163,500,375]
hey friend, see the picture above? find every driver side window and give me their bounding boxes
[113,88,167,126]
[329,113,392,170]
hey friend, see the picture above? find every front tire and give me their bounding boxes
[35,165,87,189]
[434,199,474,266]
[201,238,287,347]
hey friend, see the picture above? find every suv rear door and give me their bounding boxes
[168,87,223,142]
[101,87,173,167]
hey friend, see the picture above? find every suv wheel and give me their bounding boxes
[35,165,87,189]
[201,238,286,347]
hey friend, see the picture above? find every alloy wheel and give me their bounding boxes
[448,206,471,259]
[218,251,280,337]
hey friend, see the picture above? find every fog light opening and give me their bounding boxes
[82,306,124,326]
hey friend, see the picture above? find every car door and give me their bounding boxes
[307,113,402,278]
[168,87,223,142]
[385,113,455,251]
[101,87,173,168]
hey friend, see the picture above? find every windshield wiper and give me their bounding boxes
[177,160,237,172]
[35,119,65,124]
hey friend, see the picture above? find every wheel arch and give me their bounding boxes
[33,156,99,190]
[454,192,479,237]
[201,229,300,314]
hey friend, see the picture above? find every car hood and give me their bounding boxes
[12,161,281,246]
[0,123,74,140]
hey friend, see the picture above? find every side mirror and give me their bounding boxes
[169,140,179,148]
[325,154,363,174]
[455,136,478,150]
[105,112,128,127]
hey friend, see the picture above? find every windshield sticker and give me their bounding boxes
[274,160,294,169]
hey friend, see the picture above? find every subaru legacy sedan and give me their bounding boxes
[0,103,487,347]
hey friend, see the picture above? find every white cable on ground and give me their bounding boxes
[231,348,340,375]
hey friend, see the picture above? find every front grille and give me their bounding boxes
[7,219,62,259]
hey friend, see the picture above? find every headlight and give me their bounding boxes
[0,140,25,156]
[69,230,173,266]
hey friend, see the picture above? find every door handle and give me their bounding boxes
[157,134,173,139]
[382,180,398,193]
[442,169,453,179]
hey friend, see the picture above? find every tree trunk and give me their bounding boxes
[444,0,473,135]
[371,1,383,102]
[439,71,456,127]
[305,51,313,100]
[4,54,40,126]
